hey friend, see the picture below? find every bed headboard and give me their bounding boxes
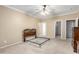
[23,29,37,42]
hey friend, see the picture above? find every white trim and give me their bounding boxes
[75,17,79,27]
[57,10,79,16]
[3,5,39,20]
[3,6,79,19]
[3,5,26,14]
[0,41,22,49]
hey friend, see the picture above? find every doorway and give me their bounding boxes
[66,20,75,39]
[55,21,61,38]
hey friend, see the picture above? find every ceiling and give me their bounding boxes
[8,5,79,20]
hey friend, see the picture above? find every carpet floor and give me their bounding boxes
[0,39,75,54]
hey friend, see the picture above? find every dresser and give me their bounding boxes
[73,27,79,53]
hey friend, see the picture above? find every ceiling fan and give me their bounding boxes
[33,5,49,16]
[40,5,49,16]
[43,5,47,11]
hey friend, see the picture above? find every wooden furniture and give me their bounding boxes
[73,27,79,53]
[23,29,50,47]
[23,29,37,42]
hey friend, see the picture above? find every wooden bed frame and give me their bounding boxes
[23,29,37,42]
[23,29,50,47]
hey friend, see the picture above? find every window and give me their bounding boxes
[38,22,46,37]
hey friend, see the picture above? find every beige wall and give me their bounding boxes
[0,6,39,47]
[41,12,79,40]
[0,5,79,48]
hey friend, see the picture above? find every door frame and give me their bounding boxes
[66,20,75,38]
[55,21,61,38]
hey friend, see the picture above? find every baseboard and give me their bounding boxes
[50,38,67,40]
[0,41,22,49]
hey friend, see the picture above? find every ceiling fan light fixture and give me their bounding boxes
[40,10,49,16]
[40,5,49,16]
[40,11,46,16]
[44,11,49,14]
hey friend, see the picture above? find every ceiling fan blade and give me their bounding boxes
[32,10,42,15]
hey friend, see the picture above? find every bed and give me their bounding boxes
[23,29,50,47]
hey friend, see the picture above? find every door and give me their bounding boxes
[66,20,75,38]
[55,21,61,38]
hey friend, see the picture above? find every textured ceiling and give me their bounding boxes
[8,5,79,19]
